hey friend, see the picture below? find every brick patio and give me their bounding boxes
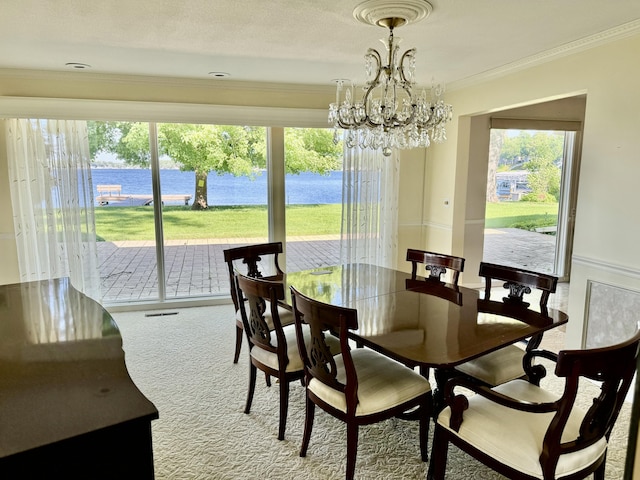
[98,228,557,304]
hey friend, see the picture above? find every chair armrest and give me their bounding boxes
[443,376,558,432]
[523,348,559,386]
[526,348,558,363]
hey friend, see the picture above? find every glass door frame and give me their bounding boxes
[486,118,583,281]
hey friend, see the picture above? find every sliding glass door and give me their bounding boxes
[90,121,271,303]
[483,128,580,280]
[157,123,269,299]
[91,122,160,302]
[284,127,342,272]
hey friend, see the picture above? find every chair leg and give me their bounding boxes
[345,422,359,480]
[593,455,606,480]
[427,426,448,480]
[265,373,271,387]
[277,378,290,441]
[244,362,257,414]
[419,394,432,462]
[300,397,315,457]
[233,324,243,364]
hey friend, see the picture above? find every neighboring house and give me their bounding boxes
[495,170,530,201]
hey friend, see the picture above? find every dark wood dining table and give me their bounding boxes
[281,263,569,405]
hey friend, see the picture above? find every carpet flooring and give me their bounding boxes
[112,304,631,479]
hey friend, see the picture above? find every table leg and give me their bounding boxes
[433,368,457,416]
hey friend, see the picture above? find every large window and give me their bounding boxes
[89,122,342,305]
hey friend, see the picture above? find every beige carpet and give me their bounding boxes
[112,305,631,479]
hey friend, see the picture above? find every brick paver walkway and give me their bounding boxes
[98,235,342,302]
[98,229,556,304]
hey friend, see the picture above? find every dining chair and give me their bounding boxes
[223,242,291,364]
[290,286,433,480]
[406,248,465,286]
[454,262,559,387]
[428,329,640,480]
[235,272,306,440]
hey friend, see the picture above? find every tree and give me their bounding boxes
[500,131,533,166]
[88,122,342,210]
[521,132,564,202]
[284,128,342,174]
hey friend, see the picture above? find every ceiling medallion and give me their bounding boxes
[353,0,433,27]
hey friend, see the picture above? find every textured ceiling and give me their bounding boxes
[1,0,640,88]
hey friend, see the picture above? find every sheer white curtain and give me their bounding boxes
[5,119,101,301]
[340,146,400,268]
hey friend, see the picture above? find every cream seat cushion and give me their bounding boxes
[250,324,339,373]
[437,379,607,479]
[455,344,526,386]
[308,348,431,416]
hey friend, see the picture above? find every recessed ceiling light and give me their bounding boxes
[65,62,91,70]
[208,72,230,78]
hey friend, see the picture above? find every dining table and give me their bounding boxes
[279,263,569,408]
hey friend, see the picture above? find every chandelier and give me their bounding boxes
[328,8,452,156]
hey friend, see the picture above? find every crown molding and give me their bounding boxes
[448,19,640,91]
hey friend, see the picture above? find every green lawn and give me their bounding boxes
[94,201,558,242]
[485,201,558,230]
[94,204,342,241]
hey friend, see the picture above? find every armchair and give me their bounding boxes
[428,329,640,480]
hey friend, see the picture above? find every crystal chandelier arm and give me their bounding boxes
[360,49,383,127]
[398,48,416,88]
[365,48,382,86]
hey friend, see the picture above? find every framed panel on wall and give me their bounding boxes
[584,280,640,349]
[585,281,640,479]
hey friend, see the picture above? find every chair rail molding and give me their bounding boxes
[573,255,640,280]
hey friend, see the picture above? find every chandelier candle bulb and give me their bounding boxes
[329,7,452,156]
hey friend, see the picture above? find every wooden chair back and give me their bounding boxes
[479,262,558,310]
[406,249,465,286]
[235,273,287,361]
[540,329,640,477]
[290,286,359,411]
[223,242,284,312]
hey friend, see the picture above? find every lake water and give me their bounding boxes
[91,168,342,205]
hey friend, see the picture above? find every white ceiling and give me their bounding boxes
[2,0,640,89]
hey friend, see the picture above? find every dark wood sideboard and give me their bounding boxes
[0,278,158,478]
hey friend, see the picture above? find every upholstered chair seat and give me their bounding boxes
[308,348,431,416]
[455,343,526,386]
[436,379,606,478]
